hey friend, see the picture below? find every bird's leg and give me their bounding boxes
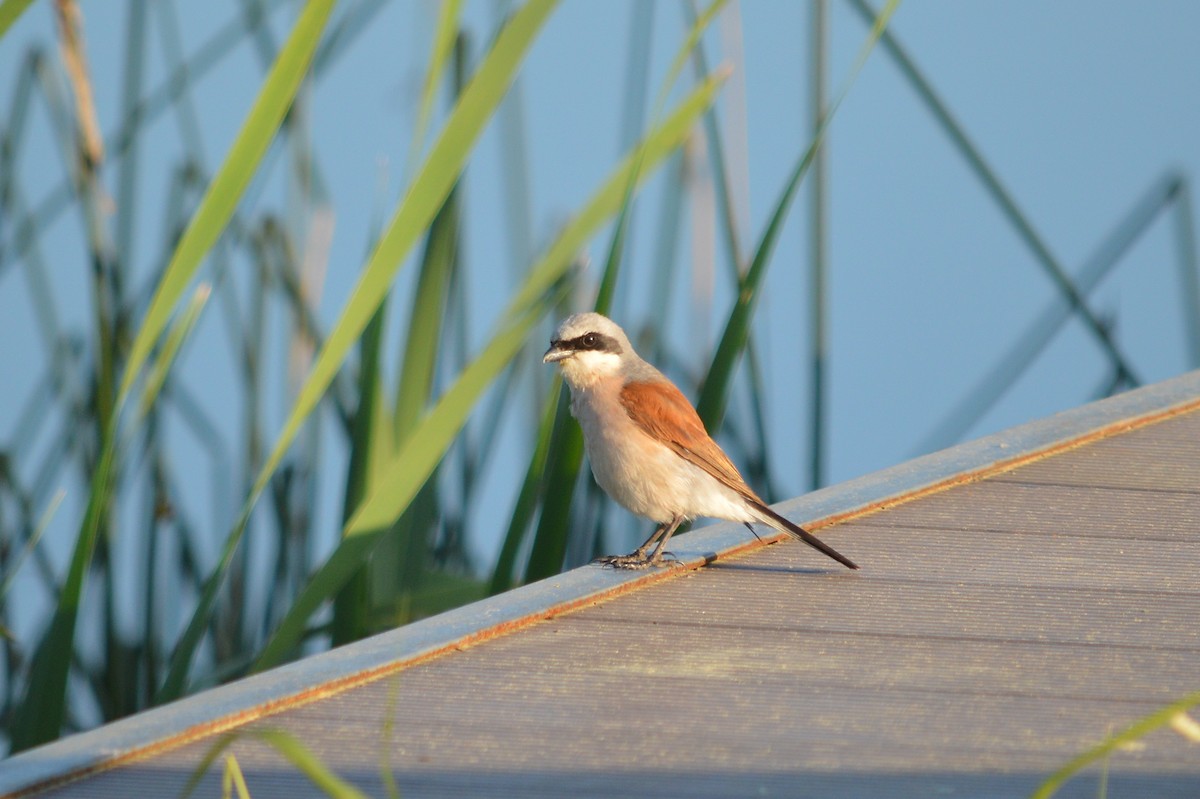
[597,516,685,569]
[645,515,686,564]
[632,523,670,559]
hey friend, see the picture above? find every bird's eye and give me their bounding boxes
[582,333,598,348]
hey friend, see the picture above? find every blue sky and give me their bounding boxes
[1,1,1198,585]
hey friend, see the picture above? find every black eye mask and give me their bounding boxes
[554,331,622,354]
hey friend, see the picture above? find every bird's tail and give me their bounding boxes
[747,500,859,570]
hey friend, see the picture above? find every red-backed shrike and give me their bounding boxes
[543,312,858,570]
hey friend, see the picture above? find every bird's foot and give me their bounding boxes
[595,550,679,570]
[595,552,656,570]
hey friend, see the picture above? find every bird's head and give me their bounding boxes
[543,312,632,389]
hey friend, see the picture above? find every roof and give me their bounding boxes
[4,371,1200,798]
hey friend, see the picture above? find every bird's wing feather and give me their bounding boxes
[619,379,757,500]
[619,378,859,570]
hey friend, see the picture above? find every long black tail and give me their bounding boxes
[748,500,859,570]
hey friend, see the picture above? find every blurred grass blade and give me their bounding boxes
[119,0,335,405]
[16,3,337,742]
[693,137,801,427]
[396,571,485,620]
[489,385,558,594]
[331,302,389,646]
[252,0,555,509]
[696,0,899,429]
[9,421,115,750]
[683,0,746,273]
[406,0,463,173]
[523,386,583,581]
[378,678,404,799]
[254,729,371,799]
[502,70,727,320]
[646,151,687,351]
[184,729,371,799]
[161,0,557,700]
[136,282,211,421]
[394,132,464,441]
[849,0,1137,386]
[382,183,463,621]
[182,737,233,799]
[654,0,726,116]
[337,181,462,641]
[0,489,64,601]
[0,0,35,39]
[222,754,252,799]
[1031,690,1200,799]
[377,44,471,627]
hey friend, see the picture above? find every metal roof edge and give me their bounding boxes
[4,369,1199,796]
[778,367,1200,531]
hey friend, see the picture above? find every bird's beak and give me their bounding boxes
[543,343,571,364]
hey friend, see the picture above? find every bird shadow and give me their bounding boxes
[693,556,833,576]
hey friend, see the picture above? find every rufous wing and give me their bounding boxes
[621,378,859,570]
[619,379,757,501]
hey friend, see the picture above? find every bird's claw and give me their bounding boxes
[595,553,655,570]
[595,550,679,570]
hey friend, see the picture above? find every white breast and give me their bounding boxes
[569,382,756,525]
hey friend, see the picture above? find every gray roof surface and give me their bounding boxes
[3,371,1199,798]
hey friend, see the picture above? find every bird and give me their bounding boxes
[542,312,858,570]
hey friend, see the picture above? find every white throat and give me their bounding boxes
[558,350,623,390]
